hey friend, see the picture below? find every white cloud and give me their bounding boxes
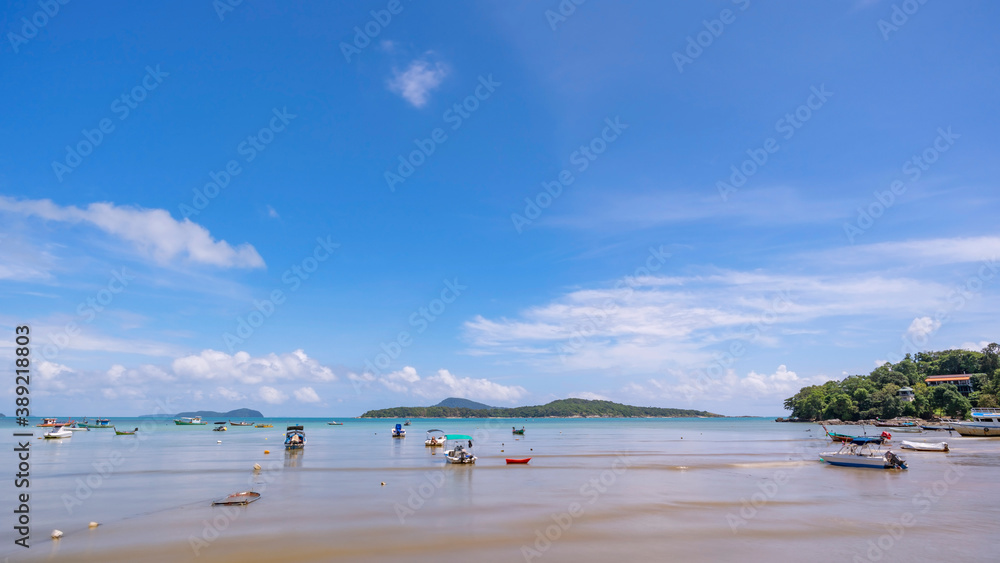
[36,361,74,392]
[171,349,337,385]
[0,197,264,268]
[569,391,610,401]
[293,386,321,403]
[258,386,287,404]
[266,205,280,219]
[368,366,527,403]
[632,365,832,404]
[388,59,448,108]
[906,316,940,340]
[824,236,1000,267]
[216,386,246,401]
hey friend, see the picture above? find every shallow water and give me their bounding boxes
[1,417,997,562]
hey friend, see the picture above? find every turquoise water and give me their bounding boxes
[1,417,996,562]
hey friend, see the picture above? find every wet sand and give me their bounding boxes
[2,418,996,562]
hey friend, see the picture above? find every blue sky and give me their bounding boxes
[2,0,998,416]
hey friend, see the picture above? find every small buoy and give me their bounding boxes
[264,450,270,454]
[380,482,385,486]
[501,450,504,453]
[253,463,261,471]
[530,448,533,451]
[51,530,63,539]
[217,440,222,444]
[89,521,99,528]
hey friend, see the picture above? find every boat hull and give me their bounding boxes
[900,440,948,452]
[819,453,897,468]
[949,424,1000,437]
[506,458,531,464]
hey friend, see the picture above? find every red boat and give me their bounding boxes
[505,458,531,464]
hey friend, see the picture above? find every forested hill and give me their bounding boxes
[360,398,720,418]
[784,345,999,421]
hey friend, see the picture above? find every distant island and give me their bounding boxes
[140,408,263,418]
[361,398,720,418]
[434,397,494,410]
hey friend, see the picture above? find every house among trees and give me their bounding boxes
[897,386,915,402]
[925,374,975,396]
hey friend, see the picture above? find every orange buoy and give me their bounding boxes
[264,450,270,454]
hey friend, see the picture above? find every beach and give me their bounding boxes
[2,417,996,562]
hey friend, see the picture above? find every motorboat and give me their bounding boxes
[403,420,411,426]
[819,439,906,469]
[392,423,406,438]
[444,435,476,464]
[64,422,89,432]
[229,420,253,426]
[900,440,949,452]
[44,426,73,439]
[284,425,305,449]
[823,425,889,444]
[213,423,227,432]
[114,427,138,435]
[174,416,207,425]
[425,429,446,447]
[327,421,344,425]
[949,408,1000,437]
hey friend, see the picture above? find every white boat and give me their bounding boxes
[900,440,949,452]
[444,434,476,464]
[949,408,1000,437]
[174,416,207,425]
[284,425,305,449]
[879,426,922,433]
[44,427,73,439]
[819,439,906,469]
[425,429,446,447]
[391,423,406,438]
[64,422,89,432]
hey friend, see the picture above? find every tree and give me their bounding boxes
[930,384,972,419]
[823,393,858,421]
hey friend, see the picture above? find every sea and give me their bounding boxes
[1,417,996,562]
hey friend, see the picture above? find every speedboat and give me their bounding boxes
[820,439,906,469]
[392,423,406,438]
[949,408,1000,437]
[64,422,89,432]
[44,426,73,439]
[285,425,305,449]
[174,416,207,425]
[900,440,949,452]
[425,429,446,447]
[444,435,477,464]
[213,423,227,432]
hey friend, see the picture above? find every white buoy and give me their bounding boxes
[217,440,222,444]
[89,521,99,528]
[51,529,63,539]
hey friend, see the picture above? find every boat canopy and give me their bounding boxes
[445,434,473,440]
[426,429,445,434]
[395,423,403,430]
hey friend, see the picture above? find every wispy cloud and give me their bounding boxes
[355,366,527,403]
[0,197,264,269]
[388,59,448,108]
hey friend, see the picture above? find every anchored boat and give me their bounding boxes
[425,429,446,447]
[819,438,906,469]
[512,427,525,435]
[900,440,949,452]
[174,416,207,425]
[284,425,305,449]
[444,435,476,464]
[392,423,406,438]
[949,408,1000,437]
[114,427,138,436]
[43,426,73,439]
